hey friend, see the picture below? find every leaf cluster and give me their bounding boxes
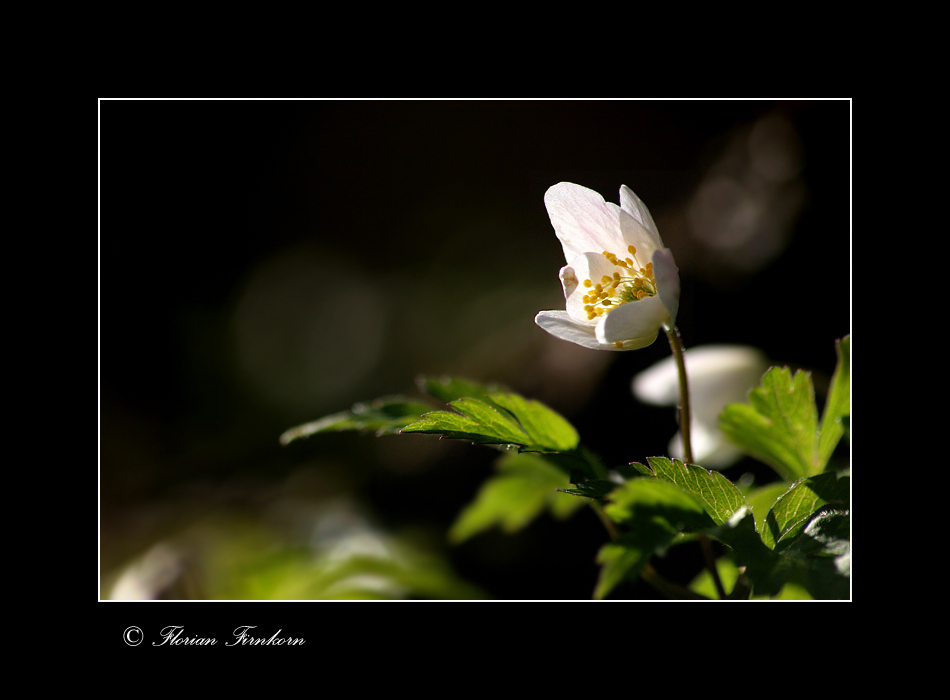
[719,336,850,480]
[593,457,849,599]
[281,336,850,600]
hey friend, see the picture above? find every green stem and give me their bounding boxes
[590,501,618,541]
[663,324,693,464]
[664,324,728,599]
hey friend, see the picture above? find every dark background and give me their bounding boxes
[100,99,850,600]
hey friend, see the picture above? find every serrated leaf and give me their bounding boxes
[706,506,849,600]
[782,509,850,561]
[604,477,712,531]
[401,396,530,446]
[486,393,580,453]
[449,452,585,543]
[633,456,750,526]
[818,335,850,469]
[401,392,580,455]
[704,507,784,597]
[744,481,794,537]
[556,479,618,500]
[594,479,711,599]
[279,396,433,444]
[719,366,820,480]
[762,472,849,550]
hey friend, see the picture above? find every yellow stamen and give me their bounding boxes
[574,245,660,320]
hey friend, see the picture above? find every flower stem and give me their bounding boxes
[590,501,618,541]
[663,324,693,464]
[664,324,728,599]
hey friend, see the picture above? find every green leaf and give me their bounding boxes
[486,393,580,453]
[704,507,784,597]
[556,479,618,500]
[744,481,794,537]
[449,452,585,543]
[782,509,850,561]
[401,392,580,455]
[704,505,849,599]
[405,396,531,445]
[279,396,433,444]
[778,508,850,598]
[596,533,678,600]
[719,366,820,480]
[762,472,850,550]
[594,479,712,599]
[818,335,850,469]
[632,457,750,526]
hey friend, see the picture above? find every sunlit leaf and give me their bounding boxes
[630,456,749,526]
[719,337,851,480]
[449,452,585,544]
[401,392,580,455]
[762,472,850,550]
[486,393,580,453]
[705,488,849,600]
[279,396,432,444]
[401,396,529,445]
[594,478,711,599]
[743,481,794,537]
[818,335,850,469]
[719,366,820,480]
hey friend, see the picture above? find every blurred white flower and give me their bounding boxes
[632,345,770,467]
[535,183,680,351]
[109,543,185,600]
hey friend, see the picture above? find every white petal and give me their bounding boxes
[534,310,629,351]
[594,295,668,347]
[619,185,662,244]
[652,247,680,326]
[618,209,661,262]
[544,183,625,261]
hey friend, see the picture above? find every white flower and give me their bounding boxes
[535,183,680,351]
[632,345,770,467]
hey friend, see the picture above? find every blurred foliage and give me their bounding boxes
[105,500,484,600]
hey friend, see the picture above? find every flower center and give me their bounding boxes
[581,245,657,321]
